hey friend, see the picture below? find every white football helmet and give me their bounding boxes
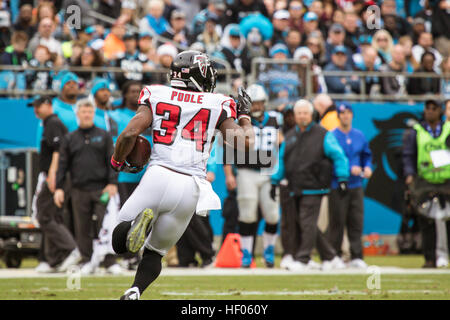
[247,84,268,103]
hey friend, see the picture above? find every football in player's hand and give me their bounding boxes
[126,136,151,167]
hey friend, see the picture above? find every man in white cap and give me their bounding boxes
[271,10,290,46]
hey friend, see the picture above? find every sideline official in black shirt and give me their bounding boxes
[54,99,118,263]
[30,96,80,272]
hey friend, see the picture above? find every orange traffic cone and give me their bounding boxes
[215,233,243,268]
[250,259,256,269]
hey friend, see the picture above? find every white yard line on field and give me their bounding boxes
[0,266,449,278]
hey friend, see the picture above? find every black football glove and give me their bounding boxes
[236,86,252,120]
[270,184,278,201]
[111,160,144,174]
[337,181,348,196]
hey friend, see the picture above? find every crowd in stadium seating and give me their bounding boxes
[0,0,448,100]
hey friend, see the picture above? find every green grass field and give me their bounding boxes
[0,255,449,300]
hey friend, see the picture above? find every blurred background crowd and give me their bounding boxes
[0,0,448,102]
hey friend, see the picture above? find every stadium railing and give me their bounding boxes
[0,64,242,97]
[249,57,447,108]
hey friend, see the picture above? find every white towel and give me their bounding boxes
[31,172,47,224]
[193,176,221,217]
[90,194,120,268]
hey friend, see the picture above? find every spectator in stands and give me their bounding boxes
[191,0,226,40]
[309,0,328,35]
[33,2,56,25]
[285,29,302,57]
[67,40,85,66]
[103,19,126,61]
[28,17,62,58]
[288,0,304,33]
[359,3,377,36]
[342,10,360,53]
[383,13,402,43]
[139,0,170,36]
[293,46,326,94]
[94,0,122,21]
[354,46,381,95]
[25,44,53,91]
[30,95,82,274]
[328,102,372,269]
[225,0,269,25]
[398,35,419,72]
[160,10,190,47]
[119,0,140,28]
[313,93,339,131]
[13,4,36,40]
[271,9,290,46]
[72,46,105,92]
[403,99,450,268]
[138,32,158,65]
[324,23,352,67]
[220,24,245,72]
[412,32,443,72]
[442,56,450,99]
[380,0,411,37]
[241,27,268,75]
[352,35,379,66]
[258,43,300,104]
[0,31,31,66]
[324,45,360,94]
[408,51,441,95]
[411,17,426,44]
[151,43,177,85]
[431,0,450,55]
[302,12,320,40]
[331,8,345,26]
[306,33,326,67]
[54,99,118,265]
[196,12,221,55]
[112,32,151,90]
[372,29,394,65]
[380,44,410,97]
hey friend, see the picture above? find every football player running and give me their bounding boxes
[110,50,254,300]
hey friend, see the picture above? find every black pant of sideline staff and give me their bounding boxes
[282,187,336,261]
[328,187,364,260]
[280,185,298,257]
[293,195,336,263]
[36,183,77,267]
[71,188,108,263]
[418,215,450,266]
[176,215,215,267]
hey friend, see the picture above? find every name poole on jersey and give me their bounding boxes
[170,91,204,104]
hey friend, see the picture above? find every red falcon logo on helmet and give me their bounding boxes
[193,55,208,78]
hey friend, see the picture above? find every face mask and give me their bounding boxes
[251,110,263,118]
[248,29,262,45]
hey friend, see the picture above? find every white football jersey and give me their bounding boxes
[138,85,236,178]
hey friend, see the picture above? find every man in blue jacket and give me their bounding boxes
[328,102,372,269]
[324,45,360,94]
[271,99,349,271]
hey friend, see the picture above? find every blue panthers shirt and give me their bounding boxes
[331,127,372,189]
